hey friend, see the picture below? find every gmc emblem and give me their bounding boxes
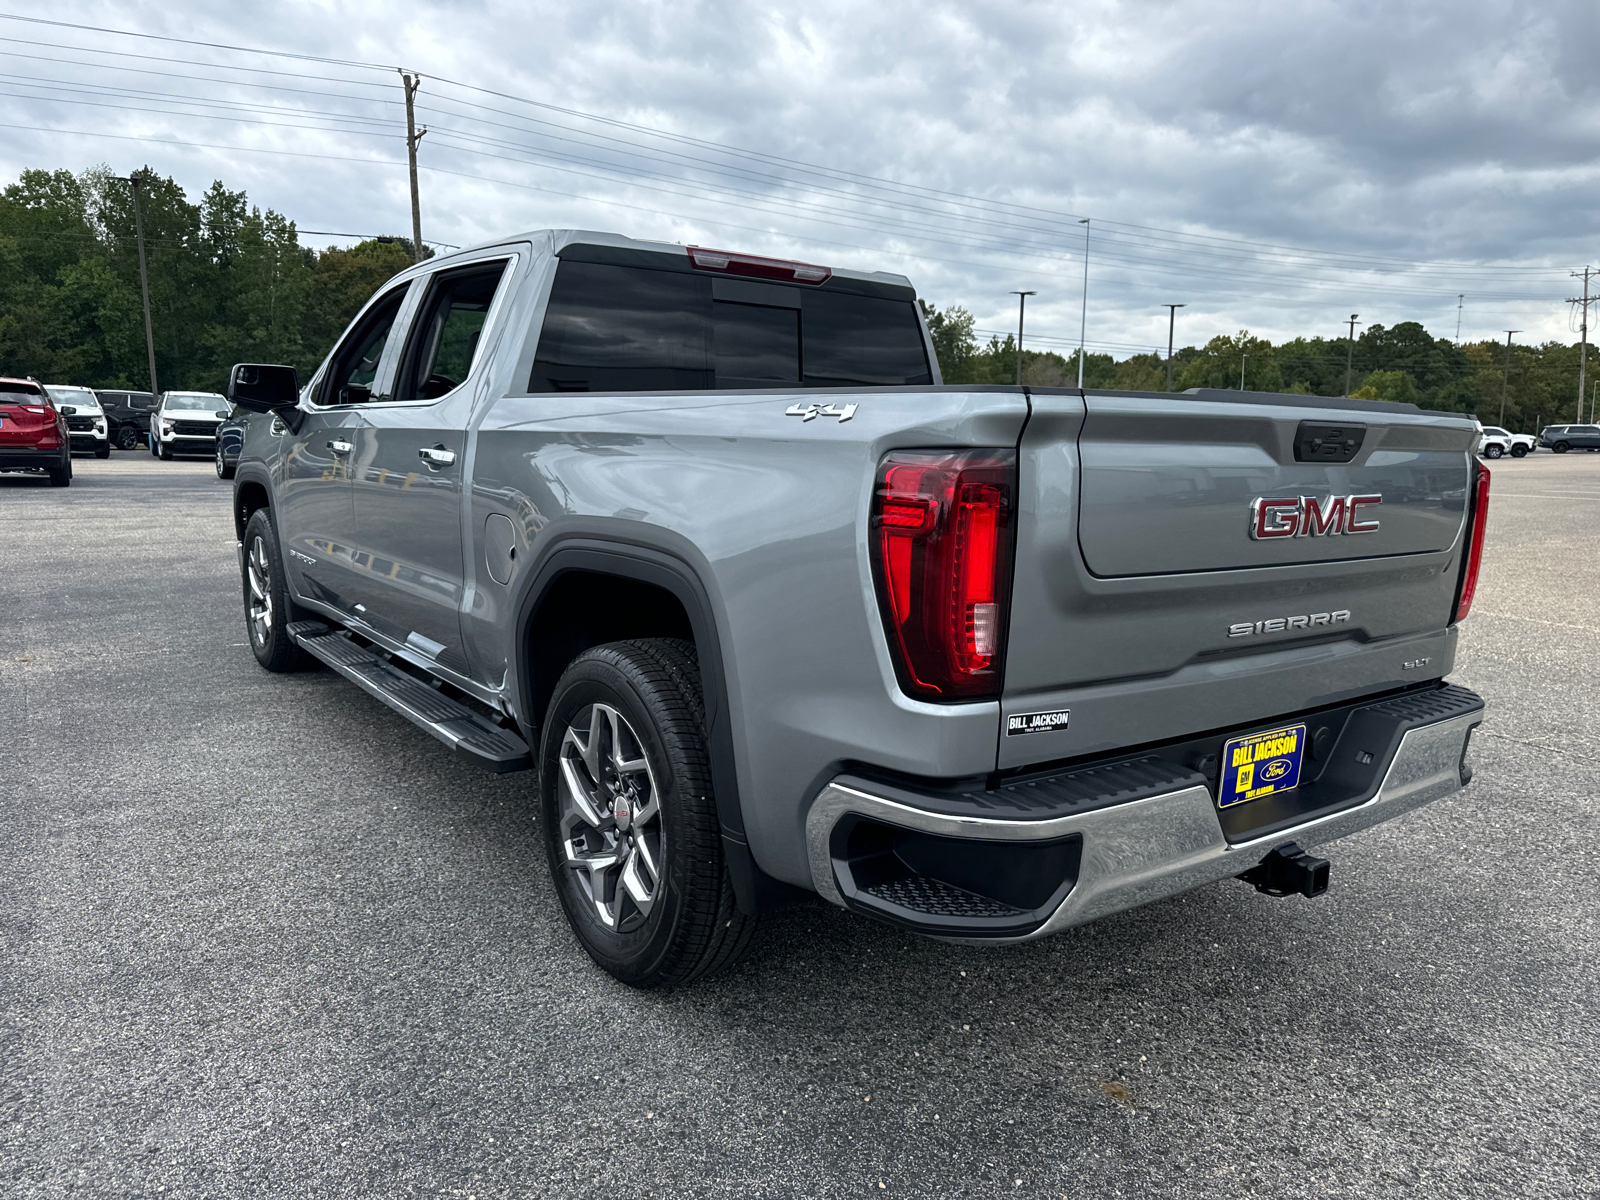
[1249,494,1381,540]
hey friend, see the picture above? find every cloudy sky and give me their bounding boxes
[2,0,1597,359]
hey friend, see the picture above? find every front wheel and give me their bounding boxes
[1484,444,1504,459]
[540,639,758,988]
[1511,444,1528,458]
[241,509,308,672]
[216,445,235,479]
[116,425,142,451]
[158,441,172,460]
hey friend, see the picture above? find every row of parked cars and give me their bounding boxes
[1477,423,1600,457]
[0,377,245,485]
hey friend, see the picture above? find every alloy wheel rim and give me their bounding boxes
[216,448,225,476]
[557,702,664,934]
[246,536,273,646]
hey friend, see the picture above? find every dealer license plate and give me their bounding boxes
[1217,723,1306,809]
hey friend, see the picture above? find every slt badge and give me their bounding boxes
[786,401,858,423]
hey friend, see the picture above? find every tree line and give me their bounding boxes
[1,165,1590,431]
[0,166,417,395]
[922,302,1596,432]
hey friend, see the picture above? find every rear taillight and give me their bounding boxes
[871,450,1015,700]
[1453,461,1490,622]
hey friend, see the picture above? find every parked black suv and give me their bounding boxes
[95,389,157,450]
[1539,424,1600,453]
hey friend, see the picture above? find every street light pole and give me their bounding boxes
[1010,290,1036,387]
[1343,314,1361,396]
[1499,330,1520,426]
[116,173,159,401]
[1163,303,1185,390]
[1240,351,1248,392]
[1076,218,1090,388]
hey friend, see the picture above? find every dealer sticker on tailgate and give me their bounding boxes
[1218,723,1306,809]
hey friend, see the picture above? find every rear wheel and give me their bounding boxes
[215,445,235,480]
[540,639,758,988]
[241,508,308,672]
[47,457,71,487]
[1554,441,1571,453]
[1484,444,1504,459]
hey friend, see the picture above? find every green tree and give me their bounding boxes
[1175,331,1282,392]
[918,300,977,382]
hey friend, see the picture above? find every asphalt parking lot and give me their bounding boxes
[3,450,1598,1199]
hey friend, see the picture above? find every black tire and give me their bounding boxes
[149,434,158,457]
[1554,441,1571,453]
[241,508,309,672]
[94,442,110,459]
[1511,444,1528,458]
[216,445,235,480]
[116,425,142,450]
[158,441,173,460]
[47,457,71,487]
[540,639,758,988]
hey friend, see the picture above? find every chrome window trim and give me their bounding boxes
[306,251,522,414]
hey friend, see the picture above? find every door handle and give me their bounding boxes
[418,445,456,466]
[327,440,352,455]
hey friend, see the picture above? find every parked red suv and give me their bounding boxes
[0,377,72,486]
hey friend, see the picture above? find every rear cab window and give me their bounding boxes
[529,250,931,393]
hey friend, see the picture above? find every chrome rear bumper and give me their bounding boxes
[805,704,1481,942]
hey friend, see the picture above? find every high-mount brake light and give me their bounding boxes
[688,246,833,285]
[870,450,1015,700]
[1453,461,1491,623]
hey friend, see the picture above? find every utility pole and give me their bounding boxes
[1239,351,1248,391]
[1163,303,1185,390]
[400,70,426,262]
[1455,294,1464,342]
[1076,218,1090,388]
[1010,291,1036,387]
[116,173,159,401]
[1343,314,1361,396]
[1567,267,1595,422]
[1499,330,1520,426]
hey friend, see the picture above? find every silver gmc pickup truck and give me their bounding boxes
[226,230,1489,988]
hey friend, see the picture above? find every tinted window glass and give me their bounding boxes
[397,261,509,401]
[323,286,409,405]
[799,291,932,386]
[713,301,799,384]
[529,260,930,392]
[531,261,712,392]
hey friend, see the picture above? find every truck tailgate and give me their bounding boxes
[1000,389,1480,769]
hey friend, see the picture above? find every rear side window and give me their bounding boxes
[529,260,930,393]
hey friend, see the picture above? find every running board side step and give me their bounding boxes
[287,621,532,773]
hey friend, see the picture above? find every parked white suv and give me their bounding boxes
[44,384,110,459]
[149,391,230,460]
[1477,426,1534,458]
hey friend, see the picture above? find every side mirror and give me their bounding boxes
[228,364,300,413]
[59,405,77,415]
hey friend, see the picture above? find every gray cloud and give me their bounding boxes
[2,0,1594,354]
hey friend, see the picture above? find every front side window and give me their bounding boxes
[322,285,409,405]
[528,259,930,393]
[395,261,509,401]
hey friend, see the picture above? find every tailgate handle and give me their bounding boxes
[1294,422,1365,464]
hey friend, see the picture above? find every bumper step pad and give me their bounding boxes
[287,621,531,773]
